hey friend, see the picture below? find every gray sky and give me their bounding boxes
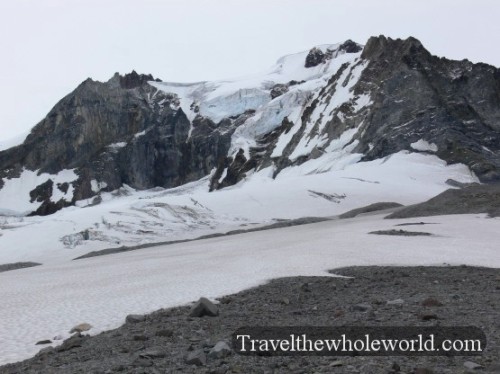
[1,0,499,142]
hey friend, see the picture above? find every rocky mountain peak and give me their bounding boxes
[361,35,427,60]
[112,70,160,89]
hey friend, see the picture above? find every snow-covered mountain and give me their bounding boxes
[0,35,498,263]
[1,36,500,367]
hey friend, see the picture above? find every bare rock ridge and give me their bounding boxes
[1,36,500,216]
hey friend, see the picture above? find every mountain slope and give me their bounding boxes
[0,36,499,218]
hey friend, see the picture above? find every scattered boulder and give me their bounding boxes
[329,360,344,367]
[56,333,85,352]
[463,361,483,370]
[185,349,206,366]
[333,309,345,318]
[36,346,55,357]
[419,313,438,321]
[351,303,372,312]
[300,282,311,293]
[35,339,52,345]
[126,314,146,323]
[219,296,233,304]
[69,322,92,334]
[189,297,219,317]
[389,362,401,373]
[139,348,166,359]
[421,297,443,307]
[208,341,232,359]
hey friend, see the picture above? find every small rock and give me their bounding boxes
[56,333,84,352]
[52,335,63,341]
[419,313,438,321]
[421,297,443,307]
[202,339,214,348]
[208,341,232,359]
[139,348,166,359]
[189,297,219,317]
[69,322,92,334]
[126,314,146,323]
[156,329,174,337]
[352,303,372,312]
[36,346,55,357]
[219,296,233,304]
[463,361,483,370]
[300,282,311,292]
[281,297,290,305]
[185,349,206,366]
[329,360,343,367]
[387,298,405,305]
[390,361,401,372]
[35,339,52,345]
[333,309,345,318]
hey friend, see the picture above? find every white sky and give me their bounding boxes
[0,0,499,142]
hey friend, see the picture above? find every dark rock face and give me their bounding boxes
[118,71,159,89]
[354,36,500,182]
[270,83,289,99]
[0,72,232,215]
[339,39,363,53]
[305,47,326,68]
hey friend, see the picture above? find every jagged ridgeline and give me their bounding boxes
[1,36,500,216]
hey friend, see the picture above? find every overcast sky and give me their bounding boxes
[0,0,499,142]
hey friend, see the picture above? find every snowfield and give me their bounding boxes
[0,212,499,365]
[0,147,494,366]
[0,151,478,265]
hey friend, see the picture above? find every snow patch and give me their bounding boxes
[134,130,146,139]
[411,139,438,152]
[0,169,78,216]
[90,180,108,193]
[107,142,127,150]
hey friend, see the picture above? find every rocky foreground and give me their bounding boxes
[1,266,499,374]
